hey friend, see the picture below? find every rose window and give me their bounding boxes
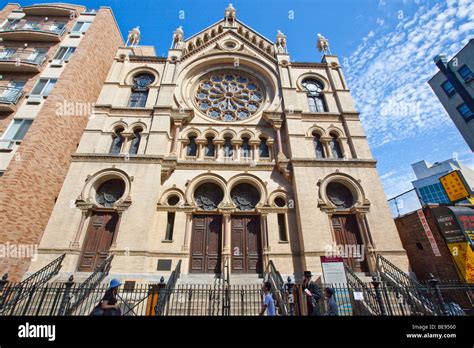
[195,71,264,121]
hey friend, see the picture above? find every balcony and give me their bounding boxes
[0,20,66,42]
[0,49,48,73]
[22,5,78,17]
[0,86,24,112]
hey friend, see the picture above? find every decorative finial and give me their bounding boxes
[126,26,141,47]
[224,3,236,26]
[317,33,331,55]
[276,30,287,53]
[171,26,184,49]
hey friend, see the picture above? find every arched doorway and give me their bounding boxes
[230,183,263,274]
[190,183,224,273]
[327,182,369,272]
[78,179,124,271]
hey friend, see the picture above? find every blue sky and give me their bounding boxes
[10,0,474,200]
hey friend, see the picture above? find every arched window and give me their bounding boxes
[259,137,269,158]
[205,136,215,157]
[110,127,124,154]
[302,79,326,112]
[128,73,155,107]
[231,183,260,211]
[223,136,233,158]
[313,132,325,159]
[194,182,224,210]
[187,135,197,157]
[96,179,125,208]
[241,136,251,158]
[329,132,343,159]
[326,182,354,208]
[129,128,142,155]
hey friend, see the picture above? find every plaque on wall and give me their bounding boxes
[157,259,172,271]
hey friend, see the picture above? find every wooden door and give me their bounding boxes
[78,212,118,272]
[231,215,263,274]
[331,215,369,272]
[190,215,222,273]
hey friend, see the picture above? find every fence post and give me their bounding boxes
[0,273,8,293]
[372,275,387,316]
[155,276,166,316]
[0,273,9,311]
[59,275,75,316]
[429,273,448,316]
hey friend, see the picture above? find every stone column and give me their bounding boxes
[196,139,206,160]
[70,209,89,248]
[274,125,283,154]
[182,211,193,251]
[170,121,182,156]
[267,139,274,161]
[222,213,231,254]
[232,139,242,162]
[214,139,224,161]
[321,137,331,158]
[250,140,259,162]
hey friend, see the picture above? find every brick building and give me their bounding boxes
[0,3,123,280]
[394,204,473,282]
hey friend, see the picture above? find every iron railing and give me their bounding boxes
[0,254,65,314]
[0,49,48,66]
[0,86,24,105]
[343,264,381,315]
[0,277,470,316]
[376,254,434,315]
[265,260,288,316]
[64,255,114,315]
[154,260,182,316]
[0,20,66,36]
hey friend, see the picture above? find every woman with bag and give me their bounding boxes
[90,279,122,316]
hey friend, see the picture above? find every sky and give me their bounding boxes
[8,0,474,203]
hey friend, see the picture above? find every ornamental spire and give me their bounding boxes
[224,3,236,27]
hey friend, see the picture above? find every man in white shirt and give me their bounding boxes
[259,281,276,316]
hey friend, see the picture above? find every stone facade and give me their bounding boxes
[0,3,123,280]
[27,5,408,282]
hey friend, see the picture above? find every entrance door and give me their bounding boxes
[231,215,263,274]
[331,214,369,272]
[78,212,118,272]
[190,215,222,273]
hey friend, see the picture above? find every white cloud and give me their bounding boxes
[345,0,474,148]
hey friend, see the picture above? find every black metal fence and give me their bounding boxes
[288,280,472,316]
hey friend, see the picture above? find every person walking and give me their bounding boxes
[324,287,339,316]
[259,281,276,316]
[302,271,322,316]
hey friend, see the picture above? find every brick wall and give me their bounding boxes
[394,206,462,281]
[0,7,123,280]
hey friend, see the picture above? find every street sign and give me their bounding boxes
[439,170,471,203]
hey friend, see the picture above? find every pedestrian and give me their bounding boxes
[259,281,276,316]
[324,287,339,316]
[91,278,122,316]
[302,270,322,316]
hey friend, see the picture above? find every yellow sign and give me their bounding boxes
[448,242,474,284]
[439,170,471,203]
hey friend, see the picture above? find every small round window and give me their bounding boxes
[274,197,286,207]
[167,195,180,206]
[96,179,125,208]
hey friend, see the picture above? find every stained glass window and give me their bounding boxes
[302,79,326,112]
[194,183,224,210]
[196,71,263,121]
[96,179,125,208]
[231,183,260,211]
[326,182,353,208]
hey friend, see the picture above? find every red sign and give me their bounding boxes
[417,209,441,257]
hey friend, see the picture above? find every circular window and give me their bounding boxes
[167,195,180,206]
[274,197,286,207]
[195,70,264,122]
[224,41,237,50]
[231,183,260,211]
[326,182,354,208]
[194,183,224,210]
[95,179,125,208]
